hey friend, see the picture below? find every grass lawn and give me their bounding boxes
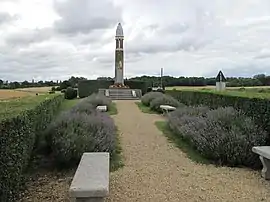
[110,130,124,172]
[57,98,80,114]
[136,102,157,114]
[0,94,59,120]
[155,121,209,164]
[109,102,118,115]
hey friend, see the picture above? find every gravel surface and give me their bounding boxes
[106,100,270,202]
[18,169,75,201]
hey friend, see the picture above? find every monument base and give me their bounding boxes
[98,88,142,100]
[109,83,130,89]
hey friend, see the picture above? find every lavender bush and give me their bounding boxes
[141,92,164,106]
[149,94,184,112]
[168,106,267,168]
[69,100,96,115]
[46,110,116,166]
[84,93,112,109]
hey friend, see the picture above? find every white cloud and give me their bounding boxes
[1,0,270,81]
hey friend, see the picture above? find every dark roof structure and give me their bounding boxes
[216,70,226,82]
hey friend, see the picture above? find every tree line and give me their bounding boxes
[1,74,270,89]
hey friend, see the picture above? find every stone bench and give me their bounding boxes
[96,105,107,112]
[69,152,109,202]
[252,146,270,180]
[160,105,176,115]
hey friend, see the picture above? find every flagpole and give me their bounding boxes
[160,68,163,88]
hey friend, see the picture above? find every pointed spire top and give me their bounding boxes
[216,70,226,82]
[116,22,124,37]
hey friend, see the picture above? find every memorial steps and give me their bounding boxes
[98,88,141,100]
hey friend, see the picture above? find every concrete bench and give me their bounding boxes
[252,146,270,180]
[160,105,176,115]
[96,105,107,112]
[69,152,109,202]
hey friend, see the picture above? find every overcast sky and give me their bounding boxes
[1,0,270,81]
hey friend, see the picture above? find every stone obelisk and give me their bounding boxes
[114,23,124,85]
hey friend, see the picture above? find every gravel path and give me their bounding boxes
[107,100,270,202]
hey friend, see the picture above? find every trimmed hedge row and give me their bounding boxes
[78,80,112,98]
[78,80,150,98]
[166,90,270,141]
[0,95,64,201]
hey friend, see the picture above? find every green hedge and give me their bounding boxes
[125,80,149,95]
[78,80,149,98]
[0,95,64,201]
[78,80,113,98]
[166,90,270,141]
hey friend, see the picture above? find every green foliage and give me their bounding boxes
[59,80,71,90]
[136,102,157,114]
[109,103,118,115]
[125,80,150,95]
[0,95,64,201]
[78,80,113,98]
[77,80,149,98]
[64,87,77,100]
[166,90,270,142]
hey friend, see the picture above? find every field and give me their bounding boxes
[0,87,54,100]
[166,85,270,99]
[0,94,58,120]
[166,85,270,90]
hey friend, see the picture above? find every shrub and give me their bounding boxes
[49,91,55,94]
[168,106,267,168]
[141,92,164,106]
[69,100,95,115]
[51,86,56,91]
[0,95,64,201]
[84,93,112,109]
[65,87,77,99]
[149,94,183,112]
[147,87,152,92]
[157,88,165,94]
[46,110,116,166]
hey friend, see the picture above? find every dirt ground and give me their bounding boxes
[0,87,52,100]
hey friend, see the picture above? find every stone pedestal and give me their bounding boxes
[259,156,270,180]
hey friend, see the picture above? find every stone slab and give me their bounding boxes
[96,106,107,112]
[252,146,270,159]
[160,105,176,111]
[69,153,109,198]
